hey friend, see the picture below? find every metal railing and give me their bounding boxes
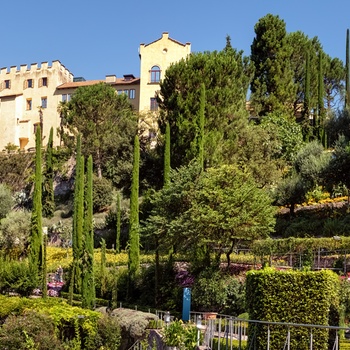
[190,312,348,350]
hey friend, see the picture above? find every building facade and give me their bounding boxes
[0,33,191,151]
[0,61,73,149]
[138,32,191,112]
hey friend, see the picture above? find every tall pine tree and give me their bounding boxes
[128,135,140,277]
[250,14,295,116]
[81,155,95,309]
[29,126,43,288]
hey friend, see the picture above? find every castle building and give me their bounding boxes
[0,32,191,151]
[138,32,191,113]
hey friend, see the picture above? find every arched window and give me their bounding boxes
[150,65,161,83]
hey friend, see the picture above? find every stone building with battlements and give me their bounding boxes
[0,32,191,151]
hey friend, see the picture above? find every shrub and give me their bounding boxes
[0,153,34,192]
[246,268,340,350]
[0,259,35,295]
[163,319,198,349]
[0,295,121,350]
[112,308,157,348]
[94,314,121,350]
[0,184,14,219]
[0,210,31,258]
[192,268,245,315]
[0,310,65,350]
[93,175,113,212]
[212,337,247,350]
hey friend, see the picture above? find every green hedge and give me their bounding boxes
[212,337,247,350]
[246,268,340,350]
[251,237,350,257]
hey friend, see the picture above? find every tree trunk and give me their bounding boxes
[290,203,295,217]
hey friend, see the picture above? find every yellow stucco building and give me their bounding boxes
[0,32,191,151]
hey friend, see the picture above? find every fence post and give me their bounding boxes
[287,327,290,350]
[218,318,221,350]
[229,318,233,350]
[238,320,242,350]
[310,328,313,350]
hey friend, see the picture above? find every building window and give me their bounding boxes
[27,79,33,88]
[62,94,71,102]
[129,89,135,99]
[4,80,10,89]
[26,99,32,110]
[150,97,158,111]
[117,90,122,95]
[150,65,161,83]
[39,77,48,87]
[41,97,47,108]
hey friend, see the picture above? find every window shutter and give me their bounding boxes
[23,80,27,89]
[39,78,42,88]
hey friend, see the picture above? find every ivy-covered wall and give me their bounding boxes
[246,268,340,350]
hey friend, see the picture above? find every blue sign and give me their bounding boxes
[182,287,191,321]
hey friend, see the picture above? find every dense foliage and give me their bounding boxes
[60,83,138,186]
[143,163,276,269]
[246,269,340,350]
[158,47,251,169]
[0,295,121,350]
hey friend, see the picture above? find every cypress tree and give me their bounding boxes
[29,125,43,288]
[72,135,82,260]
[154,122,171,306]
[116,192,121,253]
[317,51,325,145]
[70,135,84,296]
[128,135,140,277]
[81,155,95,309]
[75,155,84,292]
[100,238,107,298]
[303,50,311,142]
[346,29,350,109]
[198,83,206,170]
[42,127,55,218]
[42,231,47,298]
[163,122,171,187]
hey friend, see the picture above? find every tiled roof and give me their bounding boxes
[57,80,104,89]
[57,78,140,89]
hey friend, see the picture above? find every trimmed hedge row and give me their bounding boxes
[251,236,350,257]
[246,268,340,350]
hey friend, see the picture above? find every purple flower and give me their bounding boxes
[47,289,59,297]
[32,288,42,296]
[176,270,195,287]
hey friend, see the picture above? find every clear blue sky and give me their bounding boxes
[2,0,350,80]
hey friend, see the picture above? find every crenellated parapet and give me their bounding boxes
[0,60,73,81]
